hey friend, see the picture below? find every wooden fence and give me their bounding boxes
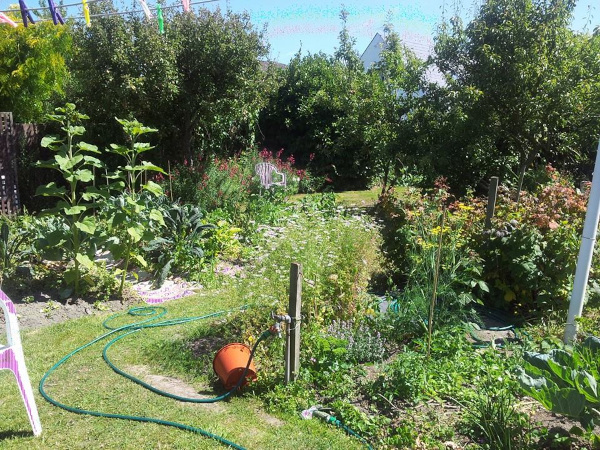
[0,112,20,214]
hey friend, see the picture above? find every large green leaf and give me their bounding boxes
[127,226,143,243]
[133,142,155,153]
[78,142,100,153]
[55,154,83,171]
[75,253,94,270]
[66,125,86,136]
[108,143,129,156]
[82,155,104,167]
[143,180,163,196]
[535,387,587,419]
[75,169,94,183]
[41,135,61,148]
[133,254,147,268]
[63,205,87,215]
[35,182,66,198]
[74,216,96,234]
[149,208,165,226]
[133,162,165,173]
[574,370,599,404]
[547,358,577,387]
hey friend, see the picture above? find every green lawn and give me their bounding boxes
[0,289,364,449]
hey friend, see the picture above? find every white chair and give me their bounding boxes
[0,290,42,436]
[255,162,286,189]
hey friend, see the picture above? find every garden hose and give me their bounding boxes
[312,410,373,450]
[39,305,273,449]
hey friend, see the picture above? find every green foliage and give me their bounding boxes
[104,118,165,296]
[369,326,521,406]
[143,203,213,287]
[326,319,387,364]
[68,9,271,161]
[461,386,528,450]
[428,0,600,193]
[0,22,70,122]
[377,185,488,325]
[35,103,105,295]
[517,336,600,431]
[476,167,588,311]
[0,216,34,285]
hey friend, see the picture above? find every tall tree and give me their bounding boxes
[68,8,269,162]
[0,22,71,122]
[433,0,600,196]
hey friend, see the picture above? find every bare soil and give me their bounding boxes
[0,282,141,335]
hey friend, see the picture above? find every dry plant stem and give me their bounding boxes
[168,160,174,202]
[427,206,446,359]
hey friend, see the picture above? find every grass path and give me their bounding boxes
[1,288,364,449]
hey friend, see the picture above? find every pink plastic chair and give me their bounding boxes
[0,290,42,436]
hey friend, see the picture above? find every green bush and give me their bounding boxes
[476,166,588,311]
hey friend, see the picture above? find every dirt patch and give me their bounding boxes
[126,365,225,412]
[0,285,141,334]
[188,335,231,359]
[256,408,284,427]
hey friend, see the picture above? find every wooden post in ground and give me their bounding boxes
[485,176,499,229]
[286,262,302,384]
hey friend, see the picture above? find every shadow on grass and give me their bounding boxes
[0,430,36,440]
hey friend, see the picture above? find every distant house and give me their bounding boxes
[360,33,385,72]
[359,32,445,86]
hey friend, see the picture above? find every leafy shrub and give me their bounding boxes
[327,319,387,363]
[377,182,488,327]
[517,336,600,431]
[168,152,257,213]
[143,203,213,286]
[476,166,588,311]
[0,214,36,285]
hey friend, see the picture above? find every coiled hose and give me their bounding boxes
[39,306,270,449]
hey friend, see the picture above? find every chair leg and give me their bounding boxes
[0,347,42,436]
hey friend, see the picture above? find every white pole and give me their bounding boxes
[564,139,600,344]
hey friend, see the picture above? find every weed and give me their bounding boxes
[41,300,61,317]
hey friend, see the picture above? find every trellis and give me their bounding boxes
[0,112,20,214]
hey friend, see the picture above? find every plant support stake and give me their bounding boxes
[286,262,302,383]
[427,207,445,358]
[564,139,600,344]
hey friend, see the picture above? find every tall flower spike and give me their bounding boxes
[82,0,90,26]
[0,12,18,27]
[181,0,190,12]
[138,0,152,19]
[18,0,35,27]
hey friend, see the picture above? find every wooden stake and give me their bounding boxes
[167,160,173,202]
[485,176,499,229]
[286,262,302,383]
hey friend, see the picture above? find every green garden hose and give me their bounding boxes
[39,305,272,449]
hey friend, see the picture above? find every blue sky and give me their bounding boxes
[1,0,597,63]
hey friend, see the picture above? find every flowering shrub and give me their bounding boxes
[327,319,387,363]
[167,152,257,213]
[476,166,590,311]
[377,180,488,326]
